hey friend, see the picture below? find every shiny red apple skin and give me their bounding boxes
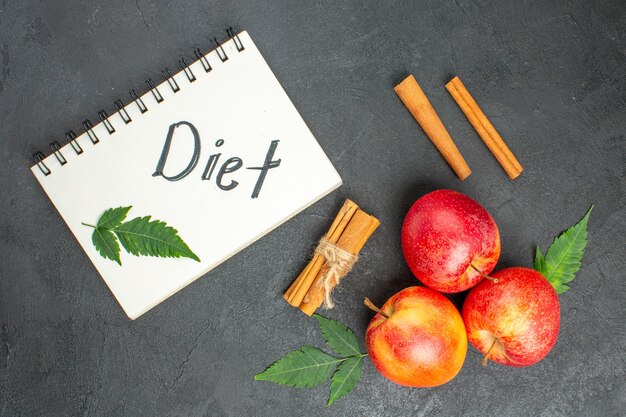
[365,286,467,387]
[462,267,560,367]
[402,189,501,293]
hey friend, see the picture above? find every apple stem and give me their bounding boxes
[482,338,499,366]
[470,263,499,283]
[363,297,390,319]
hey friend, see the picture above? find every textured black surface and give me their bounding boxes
[1,1,625,416]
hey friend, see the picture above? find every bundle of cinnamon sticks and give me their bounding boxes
[284,199,379,316]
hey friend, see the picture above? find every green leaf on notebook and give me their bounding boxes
[83,206,200,265]
[114,216,201,262]
[97,206,132,229]
[91,227,121,265]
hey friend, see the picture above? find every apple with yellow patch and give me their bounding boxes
[462,267,560,366]
[365,286,467,387]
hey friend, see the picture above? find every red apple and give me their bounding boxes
[402,189,501,293]
[365,286,467,387]
[462,267,560,367]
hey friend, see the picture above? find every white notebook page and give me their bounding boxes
[31,31,342,319]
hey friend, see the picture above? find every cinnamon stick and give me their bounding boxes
[394,74,472,180]
[445,76,523,179]
[283,200,379,316]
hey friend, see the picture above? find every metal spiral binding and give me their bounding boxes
[83,119,99,144]
[65,130,83,155]
[98,110,116,134]
[50,141,67,165]
[213,38,229,62]
[146,78,164,103]
[227,27,245,52]
[34,151,50,176]
[179,58,196,82]
[114,99,132,124]
[32,26,245,176]
[162,68,180,93]
[130,89,148,114]
[194,48,212,72]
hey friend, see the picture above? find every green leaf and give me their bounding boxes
[535,206,593,294]
[84,207,200,265]
[97,206,132,230]
[254,346,340,388]
[533,247,546,272]
[328,356,362,406]
[92,227,121,265]
[314,314,361,357]
[114,216,201,262]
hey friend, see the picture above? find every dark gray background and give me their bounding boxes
[1,0,624,416]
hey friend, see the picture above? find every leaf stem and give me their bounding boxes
[470,263,498,283]
[81,222,97,228]
[336,353,369,362]
[330,353,368,366]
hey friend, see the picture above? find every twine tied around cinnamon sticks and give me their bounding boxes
[314,237,358,309]
[284,199,379,316]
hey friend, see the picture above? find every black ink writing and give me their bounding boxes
[153,121,201,181]
[201,139,224,181]
[153,122,282,199]
[247,140,281,199]
[216,157,243,190]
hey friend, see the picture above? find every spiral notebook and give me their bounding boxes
[31,29,342,320]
